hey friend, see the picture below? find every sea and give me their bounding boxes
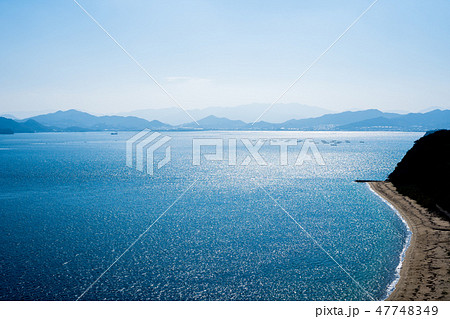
[0,131,422,301]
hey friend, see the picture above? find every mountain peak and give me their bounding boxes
[28,109,170,131]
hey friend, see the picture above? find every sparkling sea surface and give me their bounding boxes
[0,131,422,300]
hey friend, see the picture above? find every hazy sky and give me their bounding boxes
[1,0,449,115]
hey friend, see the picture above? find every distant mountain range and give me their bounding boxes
[269,109,400,130]
[0,117,53,133]
[339,111,450,131]
[180,109,450,131]
[0,108,449,133]
[30,109,171,131]
[119,103,330,125]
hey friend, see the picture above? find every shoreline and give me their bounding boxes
[368,181,450,301]
[367,182,413,300]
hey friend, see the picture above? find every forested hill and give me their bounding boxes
[388,130,450,215]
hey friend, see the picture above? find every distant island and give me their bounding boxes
[1,108,449,133]
[367,130,450,301]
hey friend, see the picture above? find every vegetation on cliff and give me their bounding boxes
[388,129,450,216]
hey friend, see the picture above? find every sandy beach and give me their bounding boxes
[368,181,450,301]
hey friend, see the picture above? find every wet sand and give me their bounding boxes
[368,181,450,301]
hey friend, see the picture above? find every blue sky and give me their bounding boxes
[1,0,449,115]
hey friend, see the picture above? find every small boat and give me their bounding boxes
[110,132,118,135]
